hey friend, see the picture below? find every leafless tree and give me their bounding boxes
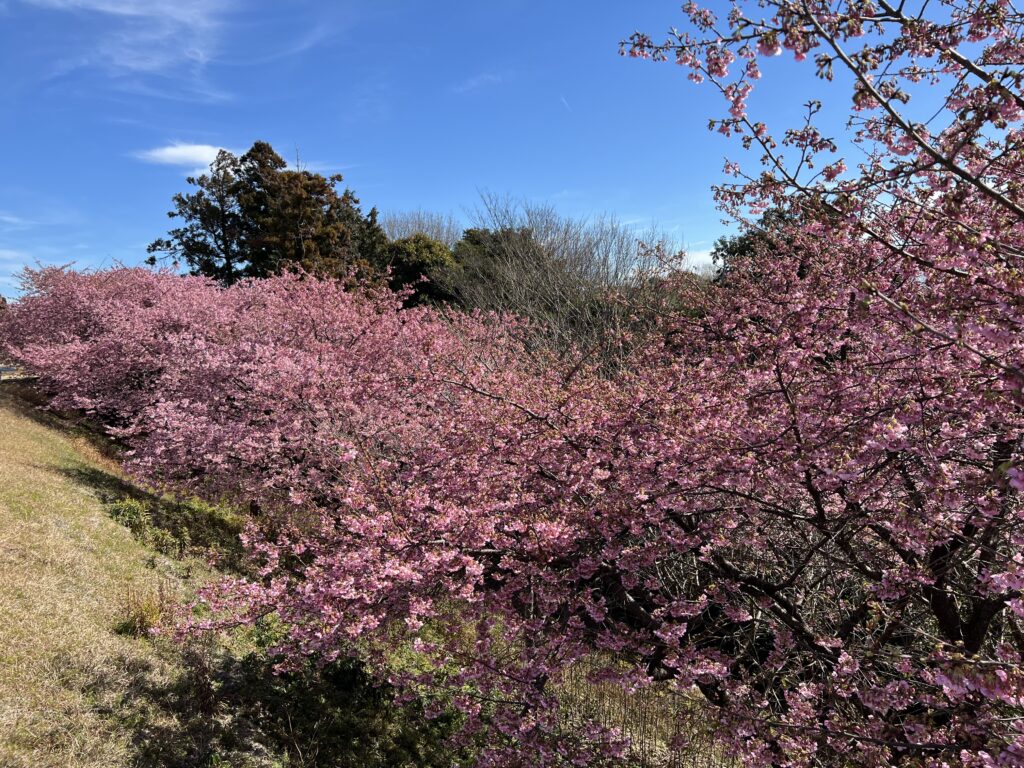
[380,209,464,249]
[448,194,694,370]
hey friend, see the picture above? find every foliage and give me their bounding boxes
[227,651,472,768]
[147,141,387,285]
[618,0,1024,764]
[708,208,796,280]
[449,225,540,298]
[108,497,189,558]
[381,209,464,249]
[383,233,460,305]
[107,494,243,566]
[107,497,151,535]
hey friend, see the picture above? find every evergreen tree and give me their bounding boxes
[148,141,385,284]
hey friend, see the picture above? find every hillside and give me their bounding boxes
[0,382,458,768]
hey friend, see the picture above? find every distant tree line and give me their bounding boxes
[149,142,692,368]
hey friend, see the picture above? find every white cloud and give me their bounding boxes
[135,142,352,177]
[687,248,715,270]
[453,72,504,94]
[135,142,226,172]
[0,211,30,228]
[20,0,230,73]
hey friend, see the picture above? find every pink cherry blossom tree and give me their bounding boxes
[3,1,1024,764]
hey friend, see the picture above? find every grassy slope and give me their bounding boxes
[0,383,201,767]
[0,383,463,768]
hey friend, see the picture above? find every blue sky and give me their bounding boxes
[0,0,843,294]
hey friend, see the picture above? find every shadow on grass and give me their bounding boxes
[59,464,248,573]
[88,644,466,768]
[1,381,247,571]
[0,380,125,461]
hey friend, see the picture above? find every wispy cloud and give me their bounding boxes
[21,0,230,74]
[0,211,31,229]
[560,95,572,113]
[135,142,226,173]
[111,76,232,104]
[452,72,504,95]
[0,248,30,263]
[219,21,335,67]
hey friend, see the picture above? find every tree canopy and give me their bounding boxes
[383,233,460,305]
[147,141,386,284]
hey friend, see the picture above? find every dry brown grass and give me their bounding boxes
[556,658,735,768]
[0,383,208,768]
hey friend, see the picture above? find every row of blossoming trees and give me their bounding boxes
[3,0,1024,765]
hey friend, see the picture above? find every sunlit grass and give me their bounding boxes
[0,383,209,767]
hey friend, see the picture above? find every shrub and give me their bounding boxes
[107,498,150,535]
[145,526,189,559]
[108,497,194,560]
